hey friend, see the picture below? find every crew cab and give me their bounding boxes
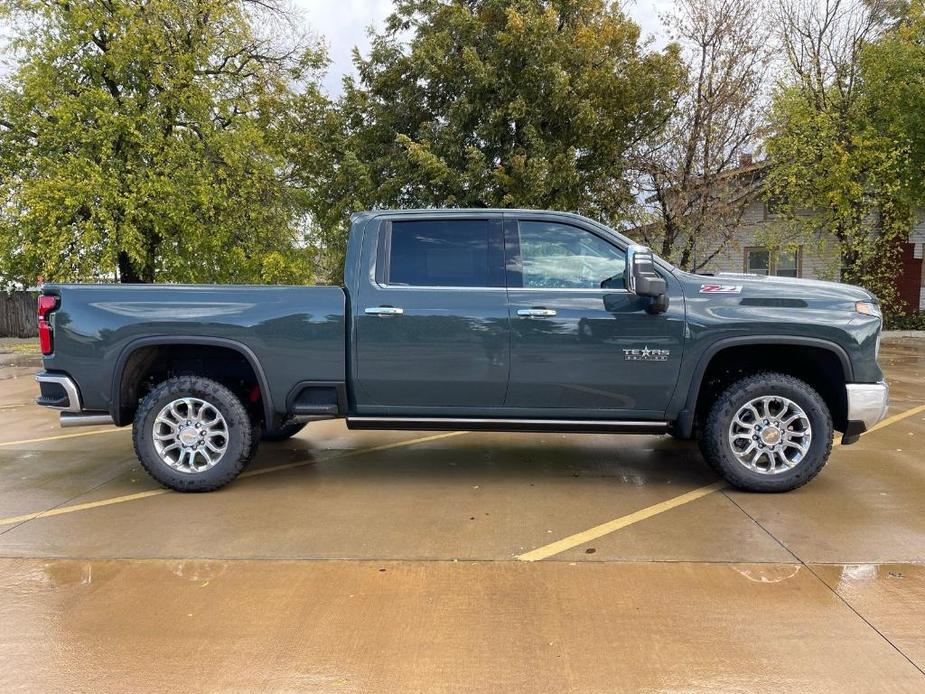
[34,209,888,492]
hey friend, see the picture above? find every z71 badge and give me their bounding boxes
[699,283,743,294]
[623,346,670,362]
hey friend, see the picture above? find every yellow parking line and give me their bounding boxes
[866,402,925,433]
[0,431,468,527]
[518,402,925,561]
[0,489,170,527]
[0,427,126,447]
[833,402,925,447]
[516,481,727,562]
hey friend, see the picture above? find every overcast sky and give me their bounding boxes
[292,0,672,94]
[0,1,673,88]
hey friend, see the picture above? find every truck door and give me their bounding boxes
[352,214,510,413]
[503,215,685,418]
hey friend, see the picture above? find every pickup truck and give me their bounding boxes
[34,209,888,493]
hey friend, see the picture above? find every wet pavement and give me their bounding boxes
[1,337,924,692]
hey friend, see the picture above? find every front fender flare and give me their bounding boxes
[671,335,853,438]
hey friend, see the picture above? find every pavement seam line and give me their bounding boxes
[515,481,727,562]
[721,488,925,680]
[0,459,140,537]
[517,400,925,562]
[804,563,925,680]
[0,431,468,527]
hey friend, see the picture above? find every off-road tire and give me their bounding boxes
[699,372,833,492]
[133,376,255,492]
[261,421,307,442]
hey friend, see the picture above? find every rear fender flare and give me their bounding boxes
[110,336,274,426]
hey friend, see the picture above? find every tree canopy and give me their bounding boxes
[337,0,682,220]
[763,0,923,313]
[0,0,330,285]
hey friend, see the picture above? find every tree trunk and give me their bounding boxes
[118,251,144,283]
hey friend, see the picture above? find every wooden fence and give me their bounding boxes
[0,291,38,338]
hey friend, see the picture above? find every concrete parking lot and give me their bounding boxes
[1,337,924,692]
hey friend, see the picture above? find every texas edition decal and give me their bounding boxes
[699,284,743,294]
[623,346,670,362]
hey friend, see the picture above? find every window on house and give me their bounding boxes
[745,247,801,277]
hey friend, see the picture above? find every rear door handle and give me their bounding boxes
[517,308,557,317]
[365,306,404,316]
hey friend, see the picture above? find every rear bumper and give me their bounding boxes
[35,372,114,427]
[35,372,82,412]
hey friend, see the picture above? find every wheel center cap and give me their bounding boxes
[179,427,199,446]
[761,427,782,445]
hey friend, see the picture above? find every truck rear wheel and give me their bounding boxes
[699,372,833,492]
[261,421,307,442]
[133,376,256,492]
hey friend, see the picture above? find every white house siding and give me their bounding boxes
[697,201,841,280]
[699,203,925,309]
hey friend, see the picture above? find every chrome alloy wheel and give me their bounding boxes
[728,396,812,475]
[153,397,229,473]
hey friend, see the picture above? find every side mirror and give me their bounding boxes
[626,245,669,314]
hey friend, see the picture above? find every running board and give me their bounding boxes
[346,417,668,434]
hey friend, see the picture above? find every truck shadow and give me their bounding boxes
[246,434,715,490]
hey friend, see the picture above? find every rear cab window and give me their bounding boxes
[382,219,504,288]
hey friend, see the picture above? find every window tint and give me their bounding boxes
[388,220,494,287]
[515,221,626,289]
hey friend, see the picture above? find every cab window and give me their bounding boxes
[387,220,502,287]
[512,221,626,289]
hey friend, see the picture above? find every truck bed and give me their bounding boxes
[40,284,346,424]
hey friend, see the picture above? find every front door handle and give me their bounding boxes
[517,308,557,317]
[365,306,404,316]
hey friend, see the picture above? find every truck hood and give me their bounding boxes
[679,271,876,304]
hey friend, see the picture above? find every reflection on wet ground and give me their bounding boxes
[0,337,924,692]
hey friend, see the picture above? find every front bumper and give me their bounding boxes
[846,381,889,430]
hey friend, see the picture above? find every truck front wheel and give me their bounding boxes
[699,372,833,492]
[133,376,256,492]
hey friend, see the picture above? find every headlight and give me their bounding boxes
[855,301,881,318]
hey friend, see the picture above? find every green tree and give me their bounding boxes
[862,0,925,205]
[315,0,681,274]
[763,0,912,313]
[0,0,329,285]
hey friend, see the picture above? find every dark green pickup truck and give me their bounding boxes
[35,209,887,493]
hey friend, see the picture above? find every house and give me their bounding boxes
[686,159,925,313]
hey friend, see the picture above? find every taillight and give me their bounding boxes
[37,294,58,355]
